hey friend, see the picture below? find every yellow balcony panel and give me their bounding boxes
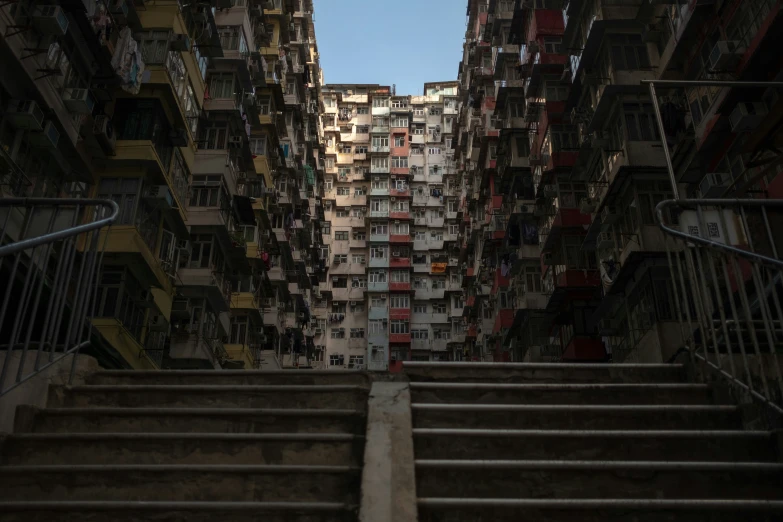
[138,7,188,34]
[252,198,265,211]
[112,140,167,177]
[224,343,256,369]
[253,155,273,186]
[259,114,273,125]
[92,318,159,370]
[100,225,174,296]
[230,291,259,310]
[247,241,259,259]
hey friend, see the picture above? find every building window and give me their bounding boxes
[137,30,171,64]
[372,97,389,107]
[609,34,651,70]
[372,136,390,148]
[543,36,563,54]
[428,147,441,155]
[329,353,345,364]
[350,328,366,339]
[352,277,367,288]
[333,254,348,264]
[369,319,386,334]
[352,254,366,264]
[369,270,387,283]
[209,73,235,99]
[372,157,389,170]
[371,223,388,235]
[392,116,408,127]
[392,222,409,235]
[412,329,428,339]
[413,302,427,313]
[371,246,387,259]
[190,175,227,208]
[335,231,349,240]
[429,107,442,115]
[349,355,365,367]
[394,135,406,147]
[250,136,267,155]
[357,106,369,114]
[433,302,446,314]
[391,270,410,282]
[623,103,659,142]
[391,320,409,334]
[392,156,408,168]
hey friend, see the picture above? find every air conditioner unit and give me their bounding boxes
[699,172,731,198]
[63,88,95,114]
[148,314,168,332]
[229,136,244,147]
[391,197,396,201]
[374,176,380,181]
[600,205,619,224]
[729,101,768,133]
[32,5,69,36]
[170,34,191,52]
[30,121,60,149]
[708,40,743,71]
[597,230,614,250]
[171,299,192,317]
[6,100,44,131]
[143,185,175,207]
[93,115,116,154]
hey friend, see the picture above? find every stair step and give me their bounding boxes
[89,370,370,387]
[0,465,361,503]
[0,501,357,522]
[13,405,366,434]
[413,429,777,462]
[47,385,368,409]
[409,382,716,405]
[0,433,362,466]
[411,404,741,430]
[417,498,783,522]
[403,362,686,384]
[416,460,783,500]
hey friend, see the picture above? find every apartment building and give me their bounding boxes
[0,0,326,371]
[316,82,460,371]
[455,0,783,364]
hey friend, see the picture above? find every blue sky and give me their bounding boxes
[314,0,466,96]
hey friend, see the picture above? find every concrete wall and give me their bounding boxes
[0,352,98,433]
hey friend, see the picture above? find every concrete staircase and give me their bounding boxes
[406,362,783,522]
[0,370,370,521]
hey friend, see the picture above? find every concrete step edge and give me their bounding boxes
[0,501,356,512]
[411,403,738,412]
[93,370,367,377]
[403,362,684,369]
[5,432,360,441]
[59,385,367,392]
[414,459,783,471]
[413,428,767,438]
[0,464,361,473]
[32,407,366,417]
[409,383,708,390]
[417,498,783,510]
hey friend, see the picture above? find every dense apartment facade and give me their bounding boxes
[315,82,463,371]
[0,0,326,370]
[455,0,783,364]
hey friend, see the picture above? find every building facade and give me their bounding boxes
[455,0,783,364]
[315,82,463,371]
[0,0,327,370]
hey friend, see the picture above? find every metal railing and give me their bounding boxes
[656,199,783,416]
[0,198,118,396]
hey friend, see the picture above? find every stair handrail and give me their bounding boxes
[0,197,118,397]
[655,198,783,416]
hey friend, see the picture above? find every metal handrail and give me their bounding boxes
[655,198,783,416]
[0,198,118,396]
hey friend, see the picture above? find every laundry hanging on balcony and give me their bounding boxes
[431,263,447,273]
[111,27,145,95]
[304,165,315,186]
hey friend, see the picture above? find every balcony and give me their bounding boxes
[370,165,390,174]
[370,232,390,242]
[390,255,411,268]
[372,106,391,116]
[369,305,388,320]
[368,281,389,292]
[371,145,390,153]
[390,234,410,244]
[371,125,390,134]
[389,282,411,292]
[390,333,411,344]
[389,307,411,320]
[390,211,410,220]
[169,332,224,369]
[390,188,410,198]
[541,208,593,251]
